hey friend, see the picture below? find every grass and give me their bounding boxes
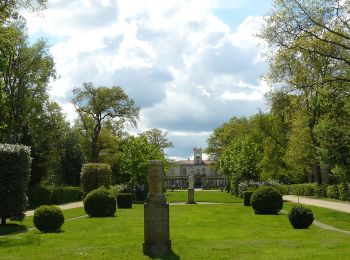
[0,193,350,259]
[165,190,242,203]
[283,202,350,231]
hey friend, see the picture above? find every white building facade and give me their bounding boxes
[165,148,229,189]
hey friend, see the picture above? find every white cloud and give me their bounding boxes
[22,0,270,158]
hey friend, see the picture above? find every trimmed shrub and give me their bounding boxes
[316,185,327,198]
[327,185,339,200]
[289,184,317,196]
[27,186,52,208]
[33,205,64,232]
[243,191,254,206]
[81,163,112,196]
[117,193,133,209]
[84,187,116,217]
[339,182,350,201]
[50,187,83,204]
[251,186,283,214]
[288,205,314,229]
[0,144,31,225]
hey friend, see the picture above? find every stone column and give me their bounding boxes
[143,160,171,257]
[187,174,195,204]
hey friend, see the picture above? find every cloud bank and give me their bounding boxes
[23,0,270,159]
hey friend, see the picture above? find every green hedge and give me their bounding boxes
[0,144,31,224]
[27,186,82,208]
[117,193,133,209]
[80,163,111,196]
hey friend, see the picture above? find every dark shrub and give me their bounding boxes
[327,185,339,200]
[84,188,116,217]
[81,163,112,196]
[251,186,283,214]
[339,182,350,201]
[27,186,83,208]
[288,205,314,229]
[33,205,64,232]
[243,191,254,206]
[0,144,31,225]
[27,186,52,208]
[117,193,133,209]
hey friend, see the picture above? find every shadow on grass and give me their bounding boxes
[0,224,28,236]
[148,249,180,260]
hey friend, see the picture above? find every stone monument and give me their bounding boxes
[143,160,171,257]
[187,174,195,204]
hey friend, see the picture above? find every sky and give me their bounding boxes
[22,0,274,160]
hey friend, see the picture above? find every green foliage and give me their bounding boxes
[327,185,339,200]
[27,186,82,208]
[80,163,112,196]
[316,185,327,198]
[33,205,64,233]
[243,191,254,206]
[83,187,116,217]
[0,144,31,225]
[117,193,133,209]
[288,205,314,229]
[289,183,317,196]
[73,82,139,162]
[219,136,262,195]
[338,182,350,201]
[251,186,283,214]
[117,135,166,188]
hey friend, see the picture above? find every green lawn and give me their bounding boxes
[283,202,350,231]
[165,190,242,203]
[1,193,350,259]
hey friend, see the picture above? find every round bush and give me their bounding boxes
[288,205,314,229]
[250,186,283,214]
[84,188,116,217]
[33,205,64,232]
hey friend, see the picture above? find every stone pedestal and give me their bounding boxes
[187,188,195,204]
[143,160,171,257]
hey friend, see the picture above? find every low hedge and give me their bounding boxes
[27,186,82,208]
[117,193,133,209]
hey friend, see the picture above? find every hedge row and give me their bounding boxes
[276,183,350,201]
[27,186,83,208]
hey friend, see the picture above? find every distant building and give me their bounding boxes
[165,147,229,189]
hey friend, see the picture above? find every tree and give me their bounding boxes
[73,82,139,162]
[219,136,262,196]
[139,128,173,153]
[117,135,166,186]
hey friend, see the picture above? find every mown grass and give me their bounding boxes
[283,202,350,231]
[165,190,242,203]
[0,199,350,259]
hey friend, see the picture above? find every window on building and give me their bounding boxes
[183,168,186,174]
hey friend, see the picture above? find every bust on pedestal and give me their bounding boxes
[143,160,171,257]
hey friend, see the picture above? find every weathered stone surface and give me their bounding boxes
[187,188,195,204]
[143,160,171,257]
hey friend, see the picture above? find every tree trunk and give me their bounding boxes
[314,164,322,185]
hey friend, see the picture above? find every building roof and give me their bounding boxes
[177,160,214,165]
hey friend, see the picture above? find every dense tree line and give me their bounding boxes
[207,0,350,188]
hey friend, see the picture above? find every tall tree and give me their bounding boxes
[73,82,139,162]
[139,128,173,154]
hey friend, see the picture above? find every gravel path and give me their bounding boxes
[283,195,350,213]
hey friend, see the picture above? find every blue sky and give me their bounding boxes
[23,0,274,160]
